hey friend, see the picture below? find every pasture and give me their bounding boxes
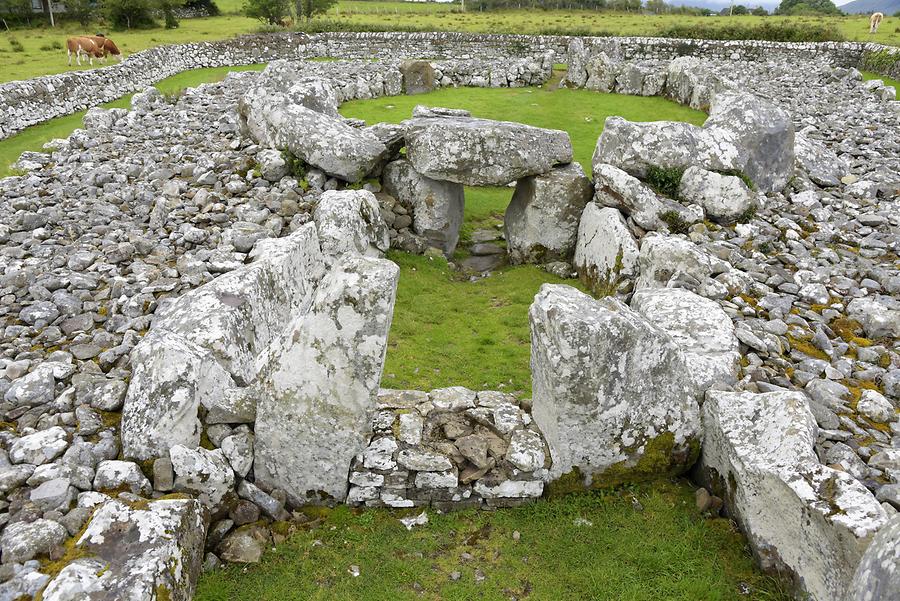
[0,1,897,84]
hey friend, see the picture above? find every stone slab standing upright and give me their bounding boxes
[504,162,592,264]
[702,390,887,601]
[529,284,700,487]
[254,255,400,506]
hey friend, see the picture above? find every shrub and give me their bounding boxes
[243,0,289,25]
[295,0,335,22]
[645,165,684,200]
[184,0,220,15]
[658,210,690,234]
[775,0,842,15]
[39,40,64,51]
[9,36,24,52]
[65,0,97,25]
[103,0,159,28]
[657,21,844,42]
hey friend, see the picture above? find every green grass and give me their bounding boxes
[339,84,705,393]
[195,480,791,601]
[862,70,900,91]
[0,4,896,84]
[0,64,264,178]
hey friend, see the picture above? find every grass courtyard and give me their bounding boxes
[195,481,791,601]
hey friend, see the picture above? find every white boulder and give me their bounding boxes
[573,204,639,295]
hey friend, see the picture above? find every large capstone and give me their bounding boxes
[40,498,207,601]
[530,284,700,486]
[703,92,795,194]
[593,118,740,186]
[252,60,341,117]
[253,255,399,506]
[702,390,887,601]
[121,225,325,461]
[631,288,740,392]
[403,112,573,186]
[239,90,387,183]
[573,204,639,295]
[504,162,593,264]
[382,158,465,256]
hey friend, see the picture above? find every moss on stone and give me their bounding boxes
[785,334,829,361]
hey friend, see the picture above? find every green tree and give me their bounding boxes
[0,0,34,26]
[750,5,767,14]
[103,0,158,27]
[158,0,186,28]
[732,4,749,14]
[775,0,841,15]
[295,0,335,21]
[243,0,288,24]
[65,0,97,25]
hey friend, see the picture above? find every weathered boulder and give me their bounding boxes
[704,92,795,194]
[584,52,619,93]
[530,285,700,486]
[256,149,289,182]
[40,498,207,601]
[382,159,465,256]
[635,233,722,291]
[403,113,573,186]
[665,56,732,110]
[846,296,900,339]
[593,118,740,183]
[702,390,887,601]
[250,61,341,116]
[400,60,436,95]
[239,90,387,183]
[573,204,639,295]
[504,162,593,264]
[615,63,666,96]
[122,225,325,461]
[170,445,235,512]
[631,288,740,391]
[846,513,900,601]
[677,166,757,224]
[313,189,390,262]
[254,255,399,506]
[593,163,702,232]
[794,133,847,187]
[1,518,67,563]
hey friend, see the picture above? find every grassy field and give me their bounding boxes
[0,64,264,178]
[0,2,896,84]
[339,83,705,393]
[195,480,790,601]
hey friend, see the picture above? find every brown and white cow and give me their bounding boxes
[66,37,103,66]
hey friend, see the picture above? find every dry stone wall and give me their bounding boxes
[1,30,896,140]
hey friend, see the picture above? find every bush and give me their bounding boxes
[9,36,24,52]
[645,165,685,200]
[244,0,289,25]
[291,18,433,33]
[65,0,97,25]
[775,0,842,15]
[295,0,335,22]
[657,21,844,42]
[0,0,34,26]
[184,0,220,15]
[103,0,159,28]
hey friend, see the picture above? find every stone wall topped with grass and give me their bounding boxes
[0,30,897,141]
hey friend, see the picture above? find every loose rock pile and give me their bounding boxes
[0,43,897,601]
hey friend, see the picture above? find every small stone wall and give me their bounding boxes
[0,31,895,140]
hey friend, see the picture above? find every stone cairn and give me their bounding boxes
[0,41,897,601]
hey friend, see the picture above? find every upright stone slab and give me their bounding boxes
[631,288,740,392]
[400,60,436,95]
[846,513,900,601]
[40,498,207,601]
[403,113,573,186]
[254,255,400,506]
[504,162,592,264]
[573,204,639,295]
[704,92,795,194]
[584,52,619,92]
[665,56,732,111]
[530,285,700,486]
[313,189,390,262]
[382,159,465,256]
[122,225,325,461]
[702,390,887,601]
